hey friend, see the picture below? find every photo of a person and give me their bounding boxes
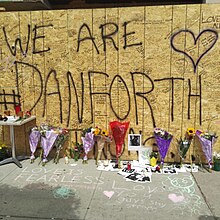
[130,135,140,146]
[128,134,142,151]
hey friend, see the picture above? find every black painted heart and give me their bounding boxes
[171,29,218,73]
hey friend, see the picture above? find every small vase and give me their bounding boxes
[214,160,220,171]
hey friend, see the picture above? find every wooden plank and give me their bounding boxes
[0,5,219,162]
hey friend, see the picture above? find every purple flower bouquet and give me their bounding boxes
[154,128,173,166]
[196,130,217,169]
[81,130,96,163]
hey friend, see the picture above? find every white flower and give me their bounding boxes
[213,151,220,160]
[91,128,96,133]
[160,131,165,136]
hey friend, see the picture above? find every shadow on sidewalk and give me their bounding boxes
[0,183,81,220]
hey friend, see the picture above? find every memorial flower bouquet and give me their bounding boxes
[38,124,59,165]
[154,127,173,166]
[29,124,68,165]
[29,126,41,163]
[177,127,195,164]
[81,127,96,163]
[53,128,69,164]
[109,121,130,168]
[196,130,218,170]
[94,126,112,165]
[71,142,84,161]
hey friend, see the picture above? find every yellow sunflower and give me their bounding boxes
[186,128,195,136]
[0,142,6,149]
[94,127,101,135]
[102,130,108,136]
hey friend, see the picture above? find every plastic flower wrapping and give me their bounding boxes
[29,124,68,164]
[41,130,59,163]
[29,127,41,162]
[109,121,129,166]
[154,127,173,165]
[81,127,96,162]
[196,130,218,169]
[177,127,195,162]
[94,127,112,164]
[80,126,113,164]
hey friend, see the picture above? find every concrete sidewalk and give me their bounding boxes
[0,158,220,220]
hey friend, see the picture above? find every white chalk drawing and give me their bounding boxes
[162,175,211,216]
[14,167,104,186]
[112,180,166,212]
[13,166,211,216]
[163,175,195,194]
[111,174,211,216]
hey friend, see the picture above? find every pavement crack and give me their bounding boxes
[0,166,19,182]
[191,172,218,219]
[83,170,103,220]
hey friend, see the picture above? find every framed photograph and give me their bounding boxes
[128,134,142,151]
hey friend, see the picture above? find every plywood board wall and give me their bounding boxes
[1,4,220,162]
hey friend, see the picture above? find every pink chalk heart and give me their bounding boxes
[103,191,114,199]
[168,193,185,203]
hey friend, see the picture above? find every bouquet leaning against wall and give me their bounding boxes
[177,127,195,166]
[154,127,173,167]
[81,127,96,164]
[196,130,218,171]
